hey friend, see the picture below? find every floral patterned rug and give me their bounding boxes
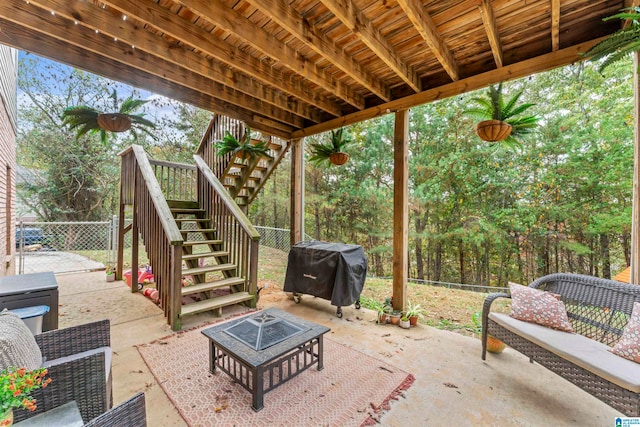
[137,314,414,427]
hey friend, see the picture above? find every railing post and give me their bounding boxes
[249,240,259,307]
[170,244,182,331]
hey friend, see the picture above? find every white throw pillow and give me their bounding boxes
[0,309,42,371]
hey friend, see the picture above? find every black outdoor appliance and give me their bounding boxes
[283,240,367,317]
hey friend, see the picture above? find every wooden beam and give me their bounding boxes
[321,0,421,92]
[392,110,408,312]
[290,139,304,246]
[632,51,640,285]
[478,0,504,67]
[0,20,293,139]
[22,0,342,118]
[242,0,390,102]
[292,38,601,139]
[180,0,365,110]
[551,0,560,51]
[397,0,459,80]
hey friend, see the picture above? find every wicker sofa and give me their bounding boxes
[13,319,112,423]
[482,273,640,416]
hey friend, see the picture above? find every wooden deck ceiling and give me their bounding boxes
[0,0,630,139]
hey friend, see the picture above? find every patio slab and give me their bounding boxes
[55,271,621,426]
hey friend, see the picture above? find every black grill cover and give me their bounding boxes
[284,240,367,307]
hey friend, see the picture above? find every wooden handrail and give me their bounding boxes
[194,155,260,240]
[148,158,197,202]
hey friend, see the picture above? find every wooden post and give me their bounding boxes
[131,169,139,294]
[393,110,409,311]
[290,138,304,246]
[632,51,640,284]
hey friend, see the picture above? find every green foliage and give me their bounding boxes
[61,89,156,144]
[308,127,351,166]
[215,127,273,160]
[583,7,640,72]
[464,82,540,146]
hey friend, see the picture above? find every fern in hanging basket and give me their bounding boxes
[215,127,273,161]
[308,128,351,166]
[464,83,539,147]
[582,7,640,72]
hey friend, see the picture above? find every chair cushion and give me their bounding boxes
[490,312,640,393]
[0,309,42,371]
[611,301,640,363]
[509,283,573,332]
[42,346,111,381]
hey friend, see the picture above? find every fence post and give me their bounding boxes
[18,220,23,274]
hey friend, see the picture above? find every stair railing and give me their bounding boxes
[148,159,197,202]
[118,145,184,330]
[194,155,260,302]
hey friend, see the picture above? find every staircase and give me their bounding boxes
[117,114,291,330]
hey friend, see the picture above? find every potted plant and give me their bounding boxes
[405,300,425,326]
[0,367,51,424]
[215,127,273,161]
[464,83,539,146]
[582,7,640,72]
[389,310,402,326]
[399,314,410,329]
[61,89,156,144]
[105,264,115,282]
[308,128,351,166]
[471,312,506,354]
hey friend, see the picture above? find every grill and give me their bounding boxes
[223,312,308,351]
[284,240,367,317]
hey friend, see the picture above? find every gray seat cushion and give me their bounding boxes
[0,309,42,371]
[42,346,111,381]
[489,312,640,393]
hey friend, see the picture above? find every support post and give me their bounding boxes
[393,110,409,311]
[632,51,640,285]
[290,138,304,246]
[131,170,139,294]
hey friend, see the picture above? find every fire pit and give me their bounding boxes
[202,308,330,411]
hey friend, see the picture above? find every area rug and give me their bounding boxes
[137,316,414,427]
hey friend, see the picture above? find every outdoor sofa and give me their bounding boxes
[482,273,640,416]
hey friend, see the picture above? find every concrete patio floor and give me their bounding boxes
[55,271,620,426]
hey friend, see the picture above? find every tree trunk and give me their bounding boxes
[459,240,465,284]
[601,233,611,279]
[414,214,425,280]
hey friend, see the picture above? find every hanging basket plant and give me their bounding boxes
[96,113,132,132]
[582,7,640,72]
[464,83,539,147]
[215,127,273,161]
[308,127,351,166]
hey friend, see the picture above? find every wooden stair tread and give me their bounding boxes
[182,251,227,261]
[180,228,216,234]
[175,217,210,222]
[182,239,223,246]
[182,263,236,275]
[171,208,205,214]
[180,292,254,317]
[181,277,246,296]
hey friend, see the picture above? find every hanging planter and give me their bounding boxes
[215,127,273,161]
[475,120,512,142]
[97,113,132,132]
[329,152,350,165]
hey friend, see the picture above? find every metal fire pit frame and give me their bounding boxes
[201,308,330,411]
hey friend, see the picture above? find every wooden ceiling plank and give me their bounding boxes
[0,19,292,139]
[397,0,460,80]
[478,0,504,67]
[320,0,422,92]
[551,0,560,51]
[97,0,341,117]
[292,38,601,139]
[179,0,365,110]
[242,0,391,101]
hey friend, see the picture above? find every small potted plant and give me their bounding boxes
[464,83,539,146]
[405,301,425,326]
[308,127,351,166]
[471,312,506,354]
[389,310,402,326]
[399,314,410,329]
[0,367,51,424]
[105,264,115,282]
[215,127,273,161]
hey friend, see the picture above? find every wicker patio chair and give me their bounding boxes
[84,392,146,427]
[13,319,112,423]
[482,273,640,416]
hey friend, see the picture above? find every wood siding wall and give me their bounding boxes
[0,45,17,276]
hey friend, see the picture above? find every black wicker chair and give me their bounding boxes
[84,392,146,427]
[13,319,112,423]
[482,273,640,416]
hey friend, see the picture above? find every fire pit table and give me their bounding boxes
[201,308,330,411]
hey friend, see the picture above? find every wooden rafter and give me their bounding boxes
[551,0,560,51]
[478,0,504,67]
[397,0,459,80]
[179,0,365,110]
[242,0,391,102]
[0,19,293,139]
[321,0,422,92]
